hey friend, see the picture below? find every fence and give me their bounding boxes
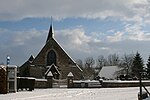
[52,78,67,88]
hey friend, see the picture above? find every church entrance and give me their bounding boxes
[50,65,59,79]
[45,64,67,88]
[45,64,60,79]
[52,78,67,88]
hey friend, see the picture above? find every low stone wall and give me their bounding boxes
[73,81,88,88]
[102,80,150,88]
[34,79,47,88]
[73,80,101,88]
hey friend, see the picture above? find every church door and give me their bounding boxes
[47,50,56,66]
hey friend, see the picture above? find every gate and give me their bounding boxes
[52,78,67,88]
[0,66,7,94]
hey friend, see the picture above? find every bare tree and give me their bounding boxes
[75,59,83,69]
[85,57,95,68]
[95,55,106,76]
[107,53,119,66]
[83,57,95,79]
[96,55,107,71]
[116,54,134,76]
[96,55,106,68]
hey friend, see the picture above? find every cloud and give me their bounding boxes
[129,32,150,41]
[55,27,150,61]
[0,26,150,65]
[55,27,101,53]
[1,0,150,66]
[14,29,44,45]
[0,28,46,65]
[0,28,45,47]
[124,23,150,41]
[0,27,110,65]
[0,0,149,22]
[107,32,123,42]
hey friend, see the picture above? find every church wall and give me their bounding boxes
[19,23,84,80]
[32,38,82,79]
[19,62,30,77]
[51,40,77,79]
[29,66,45,79]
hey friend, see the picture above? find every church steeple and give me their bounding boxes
[46,18,54,42]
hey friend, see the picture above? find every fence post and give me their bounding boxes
[47,71,53,88]
[139,72,142,100]
[7,65,17,92]
[67,72,74,88]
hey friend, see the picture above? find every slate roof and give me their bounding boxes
[98,66,119,79]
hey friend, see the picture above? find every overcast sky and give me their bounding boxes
[1,0,150,65]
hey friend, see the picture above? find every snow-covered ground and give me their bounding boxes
[145,97,150,100]
[0,87,148,100]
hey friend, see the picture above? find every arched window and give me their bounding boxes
[47,50,56,65]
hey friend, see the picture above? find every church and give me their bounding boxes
[19,23,83,80]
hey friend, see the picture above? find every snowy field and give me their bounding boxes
[0,87,149,100]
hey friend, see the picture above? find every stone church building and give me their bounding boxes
[20,24,83,79]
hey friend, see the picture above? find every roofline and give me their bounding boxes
[53,37,83,72]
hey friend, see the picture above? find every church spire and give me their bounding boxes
[46,17,54,42]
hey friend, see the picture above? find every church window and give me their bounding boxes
[47,50,56,65]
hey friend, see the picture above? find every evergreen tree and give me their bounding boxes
[131,52,144,78]
[146,55,150,79]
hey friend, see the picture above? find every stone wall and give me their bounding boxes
[34,79,47,88]
[20,28,83,79]
[102,80,150,88]
[29,66,45,79]
[33,38,82,79]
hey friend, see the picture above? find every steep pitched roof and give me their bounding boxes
[33,24,82,72]
[52,37,83,72]
[46,23,54,42]
[20,55,34,68]
[98,66,119,79]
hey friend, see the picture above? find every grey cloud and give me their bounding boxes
[0,28,47,65]
[0,26,150,65]
[55,27,150,62]
[0,0,148,21]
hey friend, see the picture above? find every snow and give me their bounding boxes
[0,87,147,100]
[73,80,99,83]
[103,80,150,83]
[145,97,150,100]
[99,66,118,79]
[67,72,74,77]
